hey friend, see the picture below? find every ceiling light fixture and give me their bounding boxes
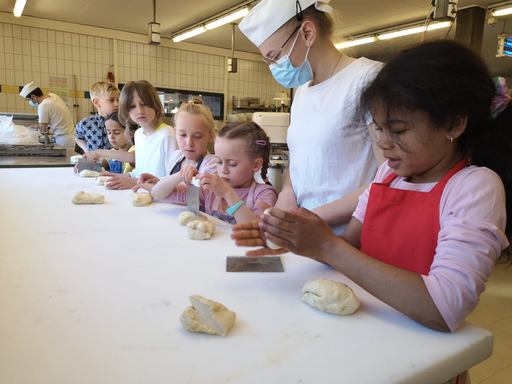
[491,5,512,16]
[13,0,27,17]
[335,36,377,49]
[378,21,451,40]
[173,27,206,43]
[205,8,249,30]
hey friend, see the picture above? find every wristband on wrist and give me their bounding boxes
[226,201,245,215]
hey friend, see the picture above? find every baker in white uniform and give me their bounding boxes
[19,81,75,152]
[239,0,385,234]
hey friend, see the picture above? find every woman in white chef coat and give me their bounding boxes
[239,0,384,234]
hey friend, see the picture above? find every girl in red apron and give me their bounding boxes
[137,121,279,224]
[232,41,511,337]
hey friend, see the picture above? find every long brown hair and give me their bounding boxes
[118,80,163,128]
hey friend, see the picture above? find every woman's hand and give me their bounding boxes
[197,173,231,198]
[180,166,199,185]
[137,173,159,185]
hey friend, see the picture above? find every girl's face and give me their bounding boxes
[128,90,156,128]
[105,119,129,150]
[372,107,465,184]
[214,137,263,189]
[175,113,213,161]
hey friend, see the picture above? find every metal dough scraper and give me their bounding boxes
[187,177,200,215]
[77,158,102,173]
[226,254,284,272]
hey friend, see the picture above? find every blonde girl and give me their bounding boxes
[138,121,278,224]
[135,98,217,191]
[101,80,176,189]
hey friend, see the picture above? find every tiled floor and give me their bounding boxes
[467,262,512,384]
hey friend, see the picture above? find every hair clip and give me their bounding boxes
[255,140,267,146]
[263,177,269,183]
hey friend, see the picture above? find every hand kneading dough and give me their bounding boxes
[187,220,216,240]
[178,210,207,226]
[95,176,112,186]
[180,295,236,336]
[79,169,100,178]
[131,192,154,207]
[302,278,360,315]
[72,191,105,205]
[263,209,281,250]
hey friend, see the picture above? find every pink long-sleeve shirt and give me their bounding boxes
[353,161,509,332]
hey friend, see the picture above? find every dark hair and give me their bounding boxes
[105,111,138,145]
[361,39,512,262]
[26,87,43,98]
[118,80,163,126]
[217,121,272,185]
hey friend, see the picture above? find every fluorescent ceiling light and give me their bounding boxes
[336,36,377,49]
[205,8,249,30]
[13,0,27,17]
[173,26,206,43]
[492,7,512,16]
[378,21,451,40]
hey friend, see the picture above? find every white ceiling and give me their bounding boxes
[1,0,511,75]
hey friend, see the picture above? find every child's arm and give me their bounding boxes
[151,173,185,200]
[197,173,259,223]
[85,149,135,163]
[75,137,88,152]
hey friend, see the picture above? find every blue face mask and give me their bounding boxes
[29,100,39,107]
[269,31,313,89]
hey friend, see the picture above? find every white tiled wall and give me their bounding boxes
[0,21,287,126]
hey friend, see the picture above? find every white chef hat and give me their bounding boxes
[19,81,38,98]
[239,0,332,47]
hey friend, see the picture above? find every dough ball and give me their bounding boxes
[187,220,216,240]
[263,209,281,250]
[302,278,360,315]
[191,177,201,188]
[70,155,83,164]
[131,192,154,207]
[79,169,100,178]
[95,176,112,186]
[72,191,105,205]
[180,295,236,336]
[178,210,207,226]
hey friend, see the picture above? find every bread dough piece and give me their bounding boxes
[70,155,83,164]
[302,278,360,315]
[191,177,201,188]
[187,220,216,240]
[131,192,154,207]
[178,210,207,226]
[79,169,100,178]
[95,176,112,186]
[180,295,236,336]
[263,209,281,250]
[72,191,105,205]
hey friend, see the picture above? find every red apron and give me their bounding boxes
[360,159,468,275]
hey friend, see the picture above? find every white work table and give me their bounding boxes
[0,168,493,384]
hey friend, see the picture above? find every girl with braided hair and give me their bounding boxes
[138,121,278,224]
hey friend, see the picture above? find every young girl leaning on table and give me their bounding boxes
[136,121,279,224]
[99,80,177,189]
[232,41,511,341]
[80,111,136,174]
[134,98,217,190]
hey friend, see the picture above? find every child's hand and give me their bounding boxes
[132,183,154,193]
[180,166,199,185]
[104,175,137,190]
[83,151,100,162]
[138,173,159,185]
[73,163,78,174]
[197,173,231,198]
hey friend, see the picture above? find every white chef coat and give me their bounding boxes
[287,57,382,235]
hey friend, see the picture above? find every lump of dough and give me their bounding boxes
[263,208,281,250]
[131,192,154,207]
[191,177,201,188]
[187,220,216,240]
[70,155,82,164]
[302,278,360,315]
[72,191,105,205]
[95,176,112,186]
[180,295,236,336]
[178,210,207,226]
[79,169,100,178]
